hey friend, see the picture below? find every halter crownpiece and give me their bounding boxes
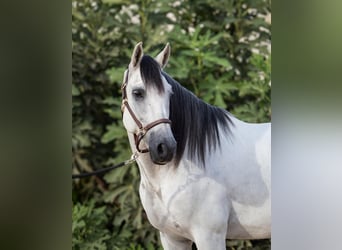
[121,69,172,153]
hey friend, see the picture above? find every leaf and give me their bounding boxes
[101,124,126,143]
[102,0,130,5]
[205,54,232,68]
[72,84,80,96]
[106,66,127,85]
[103,185,129,203]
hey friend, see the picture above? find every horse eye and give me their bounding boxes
[132,89,145,100]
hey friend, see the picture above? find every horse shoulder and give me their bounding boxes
[209,119,271,239]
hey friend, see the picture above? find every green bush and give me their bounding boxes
[72,0,271,249]
[72,200,110,250]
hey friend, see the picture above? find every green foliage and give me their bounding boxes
[72,0,271,249]
[72,200,110,250]
[232,53,271,122]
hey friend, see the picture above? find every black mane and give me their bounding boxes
[140,55,233,167]
[140,55,164,93]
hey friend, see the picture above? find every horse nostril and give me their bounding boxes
[157,143,167,157]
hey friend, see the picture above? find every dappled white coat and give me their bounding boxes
[123,42,271,250]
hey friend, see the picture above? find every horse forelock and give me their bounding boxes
[162,72,234,167]
[140,55,165,94]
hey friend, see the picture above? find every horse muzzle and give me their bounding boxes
[148,131,176,165]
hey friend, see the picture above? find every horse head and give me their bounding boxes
[121,42,176,165]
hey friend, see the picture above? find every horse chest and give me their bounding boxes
[139,182,191,237]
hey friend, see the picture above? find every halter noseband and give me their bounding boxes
[121,69,172,153]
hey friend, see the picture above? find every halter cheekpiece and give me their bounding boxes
[121,69,172,153]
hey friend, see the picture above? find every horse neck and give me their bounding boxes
[127,132,169,188]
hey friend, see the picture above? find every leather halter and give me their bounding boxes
[121,69,172,153]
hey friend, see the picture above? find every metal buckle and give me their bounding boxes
[121,99,128,112]
[131,152,139,160]
[121,82,127,90]
[124,152,139,165]
[138,128,146,137]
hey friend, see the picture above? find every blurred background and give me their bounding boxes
[72,0,271,249]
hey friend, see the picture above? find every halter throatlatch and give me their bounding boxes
[121,70,172,153]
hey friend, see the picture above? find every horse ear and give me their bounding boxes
[155,43,171,69]
[129,42,144,69]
